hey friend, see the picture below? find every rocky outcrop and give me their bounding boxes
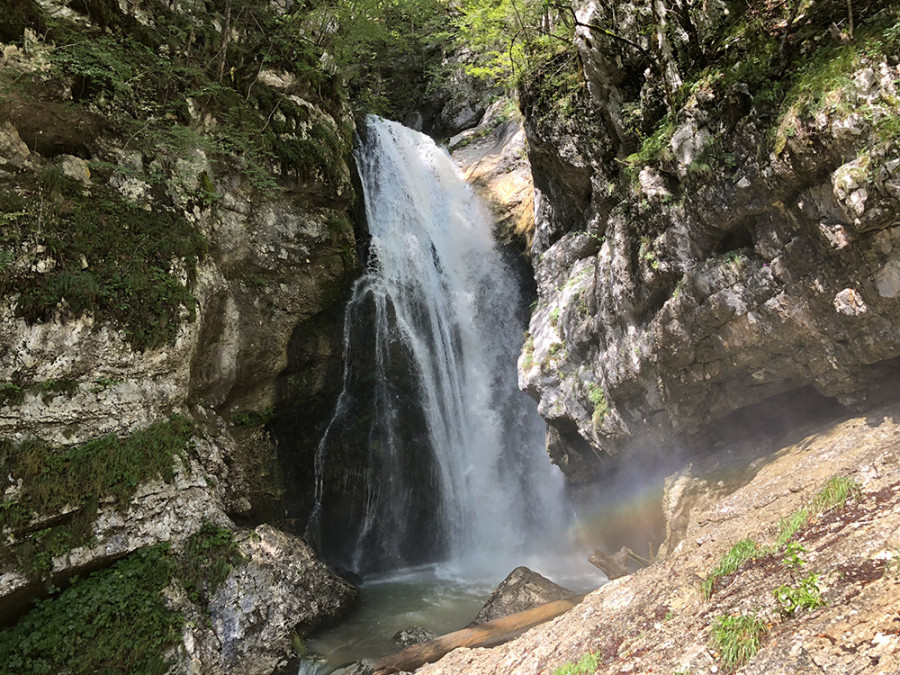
[450,99,536,256]
[517,0,900,482]
[202,525,357,674]
[415,398,900,674]
[471,566,573,625]
[0,0,360,668]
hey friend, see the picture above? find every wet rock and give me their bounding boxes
[331,661,376,675]
[451,98,536,256]
[205,525,358,674]
[472,566,574,625]
[393,626,437,648]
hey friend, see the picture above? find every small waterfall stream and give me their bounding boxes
[308,116,568,578]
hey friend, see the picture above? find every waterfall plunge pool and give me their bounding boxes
[296,556,604,674]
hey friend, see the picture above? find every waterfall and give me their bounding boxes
[309,116,567,577]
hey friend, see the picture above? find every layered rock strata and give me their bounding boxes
[518,0,900,482]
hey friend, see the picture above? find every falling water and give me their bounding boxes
[308,116,567,577]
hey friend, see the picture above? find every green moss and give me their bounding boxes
[179,522,244,607]
[0,545,182,674]
[0,174,206,351]
[0,415,195,537]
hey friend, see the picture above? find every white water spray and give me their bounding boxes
[310,116,567,577]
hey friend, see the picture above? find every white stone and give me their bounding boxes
[833,288,868,315]
[875,259,900,298]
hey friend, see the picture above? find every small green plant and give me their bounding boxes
[179,522,244,607]
[549,306,561,327]
[232,406,275,427]
[710,613,767,672]
[702,539,760,600]
[775,508,809,549]
[0,382,25,407]
[522,335,535,370]
[811,476,861,513]
[781,541,808,570]
[625,112,677,173]
[552,650,599,675]
[773,571,825,617]
[586,382,610,426]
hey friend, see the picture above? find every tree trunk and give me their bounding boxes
[373,594,588,675]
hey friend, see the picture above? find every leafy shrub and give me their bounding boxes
[0,545,182,674]
[773,571,824,617]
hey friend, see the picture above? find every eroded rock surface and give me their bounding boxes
[0,1,360,669]
[450,99,536,256]
[203,525,358,674]
[517,0,900,482]
[416,400,900,674]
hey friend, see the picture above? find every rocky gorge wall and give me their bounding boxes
[516,0,900,484]
[0,1,362,671]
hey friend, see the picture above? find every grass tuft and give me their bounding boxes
[702,539,760,600]
[710,613,767,672]
[775,508,809,549]
[552,651,599,675]
[810,475,861,513]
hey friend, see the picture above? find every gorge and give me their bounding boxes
[1,0,899,673]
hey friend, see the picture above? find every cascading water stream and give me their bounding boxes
[308,116,568,578]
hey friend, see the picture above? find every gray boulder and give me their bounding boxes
[472,566,573,625]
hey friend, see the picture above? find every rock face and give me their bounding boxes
[472,566,574,625]
[203,525,358,674]
[415,399,900,674]
[0,0,359,669]
[450,98,536,257]
[517,0,900,482]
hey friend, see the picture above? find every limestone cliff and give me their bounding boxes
[0,1,359,671]
[517,0,900,483]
